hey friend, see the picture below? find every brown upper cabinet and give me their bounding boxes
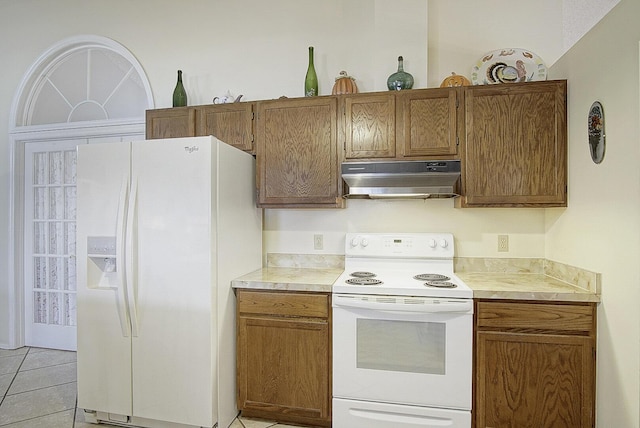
[145,80,567,208]
[342,88,461,160]
[146,102,256,153]
[146,106,195,140]
[255,96,343,208]
[397,87,461,158]
[461,80,567,207]
[342,93,396,159]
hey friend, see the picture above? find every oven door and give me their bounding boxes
[332,294,473,411]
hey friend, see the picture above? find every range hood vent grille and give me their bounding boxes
[341,160,461,199]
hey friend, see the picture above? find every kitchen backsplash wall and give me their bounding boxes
[263,199,547,259]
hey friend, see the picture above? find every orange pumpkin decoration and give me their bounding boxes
[332,71,358,95]
[440,72,471,87]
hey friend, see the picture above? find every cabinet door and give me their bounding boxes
[463,80,567,207]
[195,103,255,153]
[145,107,195,139]
[237,316,331,425]
[475,331,595,428]
[343,93,396,159]
[237,290,332,427]
[256,97,342,208]
[397,88,460,158]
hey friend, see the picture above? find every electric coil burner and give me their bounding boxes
[345,277,383,286]
[333,233,472,298]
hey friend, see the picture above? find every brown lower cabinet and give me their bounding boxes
[474,300,596,428]
[236,289,331,427]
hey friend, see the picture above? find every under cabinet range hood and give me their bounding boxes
[341,160,461,199]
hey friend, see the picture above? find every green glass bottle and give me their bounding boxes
[305,46,318,97]
[387,56,414,91]
[172,70,187,107]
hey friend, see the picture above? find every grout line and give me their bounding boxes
[4,380,77,398]
[0,347,30,408]
[0,408,74,427]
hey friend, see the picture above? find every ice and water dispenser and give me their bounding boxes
[87,236,119,288]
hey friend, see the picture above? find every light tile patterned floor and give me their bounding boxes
[0,347,306,428]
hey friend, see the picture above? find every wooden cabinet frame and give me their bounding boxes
[256,96,343,208]
[474,300,596,428]
[461,80,567,207]
[145,80,567,208]
[236,290,332,427]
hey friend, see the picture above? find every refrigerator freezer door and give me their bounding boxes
[130,137,216,427]
[77,142,133,416]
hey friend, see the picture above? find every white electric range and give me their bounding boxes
[332,233,473,428]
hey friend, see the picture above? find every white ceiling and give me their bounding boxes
[562,0,620,50]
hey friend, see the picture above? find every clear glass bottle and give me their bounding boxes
[172,70,187,107]
[387,56,414,91]
[305,46,318,97]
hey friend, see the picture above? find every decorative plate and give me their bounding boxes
[588,101,605,164]
[471,48,547,85]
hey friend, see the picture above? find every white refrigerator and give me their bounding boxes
[76,136,262,428]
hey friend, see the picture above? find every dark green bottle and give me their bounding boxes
[172,70,187,107]
[305,46,318,97]
[387,56,414,91]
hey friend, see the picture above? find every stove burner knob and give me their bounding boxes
[350,237,360,247]
[361,238,369,247]
[428,239,437,248]
[440,239,448,248]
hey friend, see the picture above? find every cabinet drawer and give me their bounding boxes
[476,301,595,333]
[238,290,330,318]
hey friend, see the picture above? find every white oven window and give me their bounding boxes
[356,319,445,375]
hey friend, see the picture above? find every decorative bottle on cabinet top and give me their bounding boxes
[172,70,187,107]
[387,56,414,90]
[305,46,318,97]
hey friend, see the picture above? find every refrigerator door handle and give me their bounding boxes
[125,178,140,337]
[116,177,131,337]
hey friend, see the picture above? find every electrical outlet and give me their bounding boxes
[498,235,509,252]
[313,234,324,250]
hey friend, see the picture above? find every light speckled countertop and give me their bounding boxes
[232,267,600,303]
[456,272,600,302]
[231,267,342,293]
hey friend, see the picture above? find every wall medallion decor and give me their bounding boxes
[588,101,605,164]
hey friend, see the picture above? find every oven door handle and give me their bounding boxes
[332,295,473,314]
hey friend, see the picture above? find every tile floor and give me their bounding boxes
[0,347,306,428]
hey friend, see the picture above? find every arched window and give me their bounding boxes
[8,35,154,350]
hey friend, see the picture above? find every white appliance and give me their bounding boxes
[76,136,262,428]
[332,233,473,428]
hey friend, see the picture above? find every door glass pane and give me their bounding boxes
[357,319,446,375]
[49,151,63,184]
[49,292,63,325]
[49,257,64,290]
[49,222,64,254]
[34,222,47,253]
[34,188,46,219]
[65,294,77,326]
[34,291,47,324]
[33,257,47,289]
[64,150,76,184]
[64,187,76,219]
[49,187,63,219]
[33,153,47,184]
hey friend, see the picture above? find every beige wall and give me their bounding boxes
[0,0,563,347]
[2,0,635,426]
[548,0,640,425]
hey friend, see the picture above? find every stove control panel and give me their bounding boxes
[346,233,455,258]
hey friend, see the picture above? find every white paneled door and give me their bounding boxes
[24,140,86,351]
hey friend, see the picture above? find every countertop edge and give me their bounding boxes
[232,267,600,303]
